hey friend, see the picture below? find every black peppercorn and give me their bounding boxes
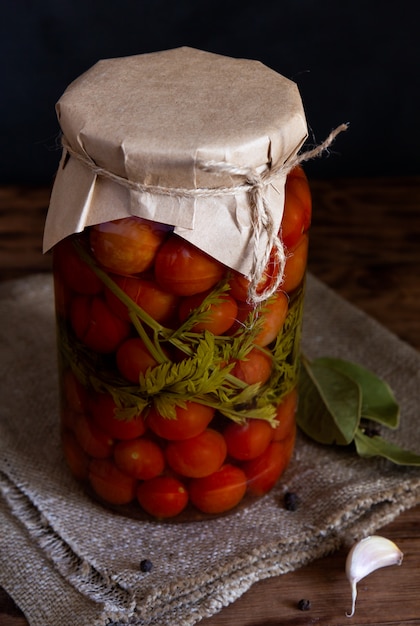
[284,491,300,511]
[140,559,153,573]
[297,598,311,611]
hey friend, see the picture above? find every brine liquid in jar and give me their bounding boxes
[53,164,311,520]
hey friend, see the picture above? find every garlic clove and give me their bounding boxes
[345,535,403,618]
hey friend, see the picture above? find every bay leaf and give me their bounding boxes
[315,357,400,428]
[355,430,420,466]
[297,357,361,445]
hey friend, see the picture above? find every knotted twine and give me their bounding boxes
[61,123,348,304]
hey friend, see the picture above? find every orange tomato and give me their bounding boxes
[154,235,226,296]
[272,389,298,441]
[116,338,159,383]
[188,464,247,514]
[53,237,103,295]
[114,438,165,480]
[282,233,308,294]
[178,291,238,335]
[253,291,289,347]
[230,347,272,386]
[147,401,214,440]
[136,476,188,518]
[165,429,227,477]
[70,295,131,353]
[90,216,169,275]
[89,458,137,505]
[281,165,312,250]
[223,419,273,460]
[243,441,289,496]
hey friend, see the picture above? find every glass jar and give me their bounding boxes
[52,164,311,520]
[44,47,310,520]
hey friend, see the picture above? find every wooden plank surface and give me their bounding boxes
[1,176,420,625]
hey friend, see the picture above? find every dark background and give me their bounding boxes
[1,0,418,185]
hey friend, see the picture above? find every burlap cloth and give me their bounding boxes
[1,273,420,626]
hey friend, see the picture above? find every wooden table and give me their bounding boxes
[1,177,420,625]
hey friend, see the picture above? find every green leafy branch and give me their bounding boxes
[297,356,420,466]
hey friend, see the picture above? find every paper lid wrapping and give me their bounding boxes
[44,47,308,278]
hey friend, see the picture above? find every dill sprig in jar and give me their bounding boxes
[44,47,313,520]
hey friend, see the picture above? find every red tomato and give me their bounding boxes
[116,338,159,383]
[90,393,146,440]
[73,412,114,458]
[61,429,89,480]
[282,233,308,294]
[223,419,273,460]
[147,401,214,440]
[114,438,165,479]
[61,369,89,414]
[165,428,227,477]
[89,217,169,275]
[243,441,290,496]
[70,295,131,353]
[154,235,225,296]
[53,237,103,295]
[105,275,179,324]
[230,347,272,386]
[272,389,298,441]
[136,476,188,518]
[281,166,312,249]
[188,464,247,514]
[89,458,137,505]
[178,291,238,335]
[228,251,280,303]
[253,292,289,347]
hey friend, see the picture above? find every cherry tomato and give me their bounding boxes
[228,250,280,303]
[61,369,89,414]
[165,428,227,477]
[61,429,89,480]
[281,166,312,249]
[223,419,273,460]
[70,295,131,353]
[147,401,214,440]
[282,233,308,294]
[230,347,272,386]
[105,274,179,324]
[114,438,165,479]
[272,389,298,441]
[178,291,238,335]
[116,338,159,383]
[53,237,103,295]
[136,476,188,518]
[188,464,247,514]
[242,442,289,496]
[73,412,114,458]
[154,235,225,296]
[253,292,289,347]
[90,216,169,275]
[90,393,146,440]
[89,458,137,505]
[53,273,73,319]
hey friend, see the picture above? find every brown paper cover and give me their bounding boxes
[44,47,307,277]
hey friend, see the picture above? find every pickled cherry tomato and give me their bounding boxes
[114,438,165,479]
[90,217,169,275]
[228,251,279,302]
[53,237,103,295]
[230,347,272,386]
[89,458,137,505]
[154,235,225,296]
[73,413,114,459]
[253,292,289,347]
[178,291,238,335]
[147,402,214,440]
[282,233,309,293]
[105,275,179,324]
[243,441,289,496]
[188,464,247,514]
[70,295,131,353]
[90,393,146,440]
[281,166,312,250]
[223,419,273,460]
[116,338,159,383]
[165,429,227,477]
[61,369,89,414]
[136,476,188,518]
[272,389,298,441]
